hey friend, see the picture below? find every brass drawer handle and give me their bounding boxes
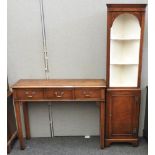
[25,91,36,95]
[25,91,29,95]
[27,95,33,98]
[32,91,36,95]
[83,91,91,97]
[54,92,64,98]
[84,94,91,97]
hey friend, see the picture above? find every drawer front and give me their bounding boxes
[15,89,43,100]
[45,89,73,100]
[75,88,104,100]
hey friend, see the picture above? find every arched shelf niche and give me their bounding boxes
[111,13,141,40]
[110,13,141,87]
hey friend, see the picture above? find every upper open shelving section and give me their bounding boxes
[109,13,141,87]
[106,4,147,88]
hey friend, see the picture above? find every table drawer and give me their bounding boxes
[44,89,73,100]
[15,89,44,100]
[75,88,104,100]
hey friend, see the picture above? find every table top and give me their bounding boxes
[12,79,106,88]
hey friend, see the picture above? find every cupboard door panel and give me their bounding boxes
[111,95,134,135]
[106,89,140,139]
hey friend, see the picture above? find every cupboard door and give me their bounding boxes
[106,89,140,139]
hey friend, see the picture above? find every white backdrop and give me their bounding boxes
[8,0,148,137]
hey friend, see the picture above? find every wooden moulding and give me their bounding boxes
[107,4,147,12]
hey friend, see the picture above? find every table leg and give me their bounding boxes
[100,101,105,149]
[14,101,25,150]
[23,102,31,139]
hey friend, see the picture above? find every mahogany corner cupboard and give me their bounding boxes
[105,4,147,146]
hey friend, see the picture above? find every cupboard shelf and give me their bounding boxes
[110,39,140,67]
[110,63,139,65]
[111,38,140,41]
[110,64,138,87]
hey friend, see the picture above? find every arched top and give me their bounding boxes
[111,13,141,40]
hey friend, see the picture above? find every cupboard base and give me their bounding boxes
[105,138,139,147]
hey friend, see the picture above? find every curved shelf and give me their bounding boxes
[111,38,140,41]
[110,64,138,87]
[110,39,140,65]
[110,63,139,65]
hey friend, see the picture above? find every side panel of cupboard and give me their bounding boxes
[105,89,141,146]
